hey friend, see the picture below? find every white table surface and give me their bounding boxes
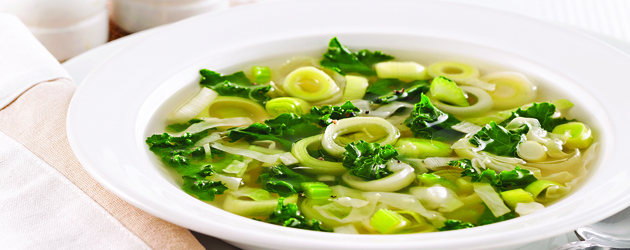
[61,1,630,249]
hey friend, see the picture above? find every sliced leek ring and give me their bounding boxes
[197,96,268,124]
[342,164,416,192]
[322,117,400,157]
[168,87,218,123]
[430,86,493,118]
[282,66,340,102]
[480,72,537,110]
[341,75,369,101]
[223,194,298,217]
[291,135,347,175]
[428,61,495,91]
[375,61,429,80]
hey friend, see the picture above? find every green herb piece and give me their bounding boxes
[437,219,475,231]
[500,102,572,131]
[404,94,464,140]
[304,101,360,126]
[181,176,227,201]
[166,119,204,132]
[199,69,271,104]
[469,121,529,157]
[477,205,517,225]
[449,159,537,192]
[257,164,309,197]
[342,140,398,180]
[320,37,394,76]
[267,197,329,231]
[227,113,323,150]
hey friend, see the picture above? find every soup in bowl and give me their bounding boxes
[67,1,630,249]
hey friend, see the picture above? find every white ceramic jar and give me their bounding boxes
[0,0,108,61]
[111,0,229,33]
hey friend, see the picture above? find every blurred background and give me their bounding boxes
[1,0,629,62]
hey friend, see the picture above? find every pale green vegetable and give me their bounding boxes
[291,135,346,175]
[481,72,537,109]
[374,61,429,80]
[228,187,274,201]
[370,209,411,234]
[430,86,494,118]
[472,182,511,217]
[395,138,453,159]
[169,87,218,123]
[264,97,311,116]
[517,141,548,162]
[223,194,297,217]
[212,142,295,164]
[342,164,416,192]
[409,185,464,213]
[429,76,469,107]
[322,117,400,157]
[500,189,534,209]
[182,117,253,134]
[208,173,241,190]
[198,96,268,124]
[427,61,495,90]
[341,75,369,101]
[552,122,594,149]
[282,66,340,102]
[300,194,379,228]
[524,180,562,202]
[515,202,545,216]
[333,224,360,234]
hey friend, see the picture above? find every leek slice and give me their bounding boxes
[427,61,495,91]
[524,180,562,202]
[291,135,346,175]
[182,117,253,134]
[333,224,360,234]
[211,142,296,164]
[251,66,271,83]
[375,61,429,80]
[500,189,534,209]
[409,185,464,213]
[342,164,415,192]
[517,141,548,162]
[472,182,511,217]
[197,96,268,124]
[515,202,545,216]
[370,209,411,234]
[430,86,493,118]
[322,117,400,157]
[282,66,340,102]
[395,138,453,159]
[169,87,218,123]
[552,122,594,149]
[223,194,297,217]
[300,194,379,228]
[265,97,311,117]
[480,72,537,110]
[341,75,369,101]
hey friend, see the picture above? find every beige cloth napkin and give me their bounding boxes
[0,14,204,249]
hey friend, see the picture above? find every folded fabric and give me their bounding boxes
[0,14,204,250]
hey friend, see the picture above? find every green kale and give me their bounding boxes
[478,205,517,226]
[166,119,204,132]
[469,121,529,157]
[257,164,309,197]
[181,176,227,201]
[199,69,271,104]
[437,220,475,231]
[227,113,323,149]
[404,94,464,140]
[146,131,228,200]
[364,78,430,104]
[449,159,537,191]
[304,101,360,126]
[500,102,572,131]
[342,140,398,181]
[266,197,329,231]
[320,37,394,76]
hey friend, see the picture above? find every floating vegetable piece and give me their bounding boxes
[431,86,494,118]
[500,189,534,209]
[404,94,464,140]
[201,96,268,124]
[320,37,394,76]
[552,122,594,149]
[370,209,411,234]
[365,78,430,104]
[481,72,537,109]
[517,141,548,162]
[199,69,271,105]
[394,138,453,159]
[169,88,218,123]
[265,97,311,117]
[341,75,369,101]
[282,66,340,102]
[375,61,429,80]
[429,76,469,107]
[524,180,562,202]
[251,66,272,83]
[427,61,495,90]
[291,135,346,175]
[223,193,298,217]
[322,117,400,157]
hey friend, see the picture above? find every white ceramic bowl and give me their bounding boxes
[67,1,630,249]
